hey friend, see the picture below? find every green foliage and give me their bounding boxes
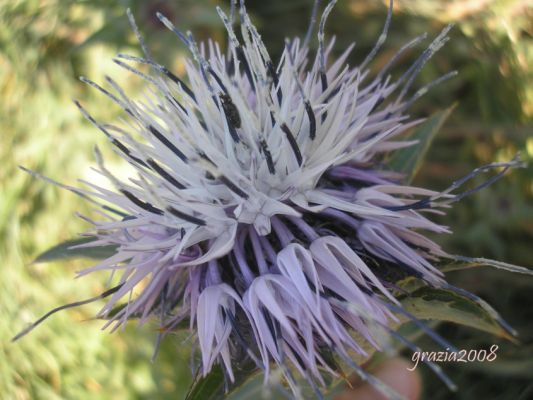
[34,238,118,263]
[185,362,264,400]
[400,287,515,340]
[388,105,456,183]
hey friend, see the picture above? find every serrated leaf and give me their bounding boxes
[396,256,533,293]
[400,286,515,340]
[444,256,533,275]
[395,260,476,293]
[388,104,456,183]
[186,361,260,400]
[34,238,118,263]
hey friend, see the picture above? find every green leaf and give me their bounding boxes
[396,256,533,293]
[466,357,533,378]
[34,238,118,263]
[442,256,533,275]
[186,365,225,400]
[399,286,515,340]
[388,104,456,183]
[186,362,260,400]
[224,373,266,400]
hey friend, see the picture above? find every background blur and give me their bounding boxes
[1,0,532,399]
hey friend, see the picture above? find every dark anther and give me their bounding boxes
[120,189,164,215]
[320,72,328,92]
[385,198,431,212]
[219,175,249,199]
[111,139,148,168]
[103,205,128,218]
[236,46,254,90]
[166,206,206,226]
[304,101,317,140]
[266,60,282,104]
[167,95,189,115]
[146,158,186,189]
[226,57,235,77]
[281,123,303,166]
[160,66,196,101]
[148,125,188,162]
[269,111,276,126]
[209,68,229,94]
[320,73,328,123]
[260,139,276,174]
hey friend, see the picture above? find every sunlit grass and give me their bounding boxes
[1,0,531,399]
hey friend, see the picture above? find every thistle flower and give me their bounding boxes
[15,0,531,398]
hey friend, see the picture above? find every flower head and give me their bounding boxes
[16,0,528,397]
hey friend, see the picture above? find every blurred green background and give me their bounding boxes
[1,0,532,399]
